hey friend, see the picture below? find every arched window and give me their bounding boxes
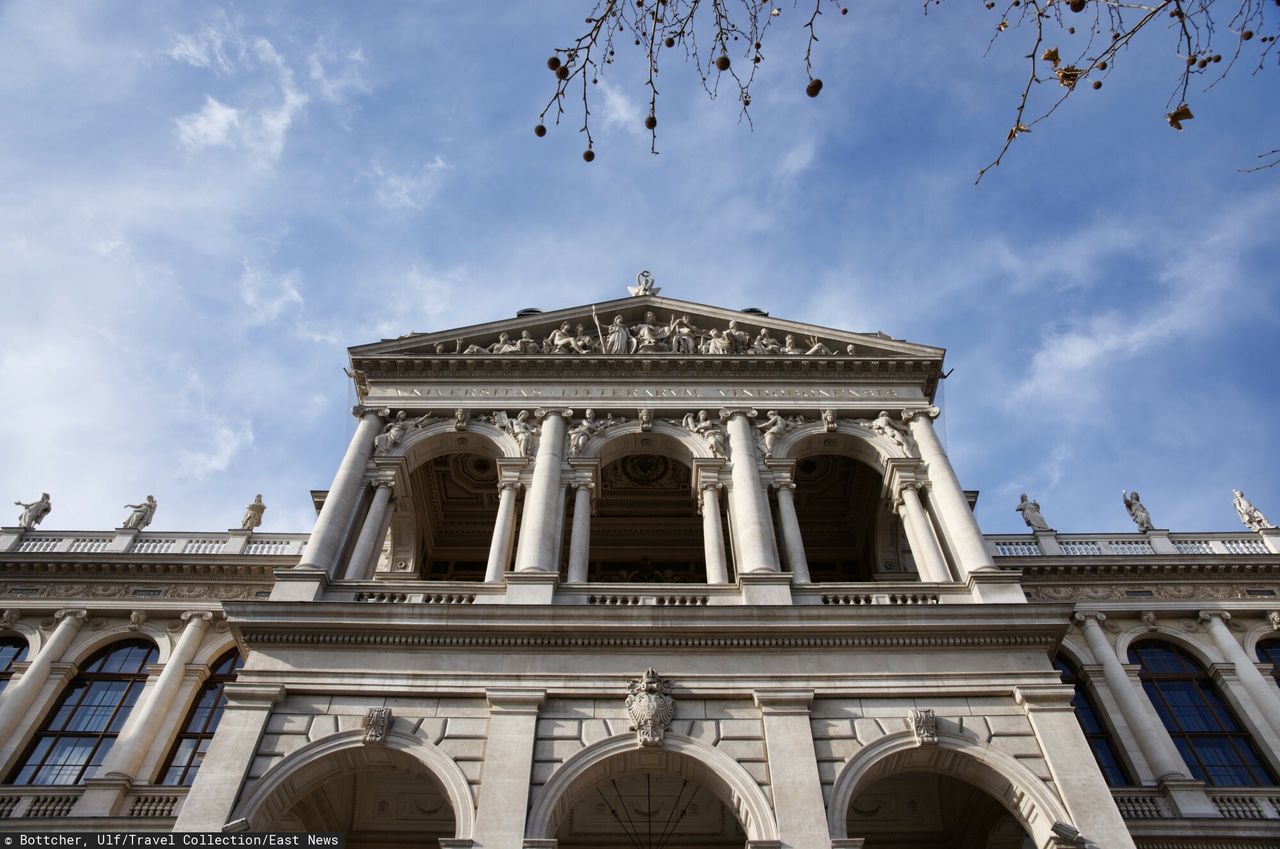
[158,650,242,786]
[9,640,157,785]
[1259,640,1280,689]
[1054,655,1131,787]
[0,636,30,695]
[1129,641,1275,786]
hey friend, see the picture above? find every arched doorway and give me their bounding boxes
[554,767,746,848]
[409,451,504,580]
[848,771,1034,848]
[243,744,458,847]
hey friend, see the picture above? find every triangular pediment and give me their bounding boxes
[349,294,943,361]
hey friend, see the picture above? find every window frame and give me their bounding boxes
[1054,654,1133,787]
[1129,640,1276,787]
[7,640,158,786]
[156,649,243,787]
[0,636,30,694]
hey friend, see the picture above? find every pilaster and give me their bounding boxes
[474,689,545,849]
[754,689,828,849]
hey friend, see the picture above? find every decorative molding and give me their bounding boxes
[907,708,937,746]
[362,707,392,745]
[625,668,674,747]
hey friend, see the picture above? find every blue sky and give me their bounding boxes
[1,1,1277,537]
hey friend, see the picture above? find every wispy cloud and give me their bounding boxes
[179,419,254,480]
[367,157,449,211]
[175,95,241,150]
[240,262,304,323]
[308,44,369,104]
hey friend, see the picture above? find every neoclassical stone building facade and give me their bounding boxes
[1,288,1278,848]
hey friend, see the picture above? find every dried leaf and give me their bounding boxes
[1007,123,1033,141]
[1055,65,1082,89]
[1166,103,1194,131]
[1041,47,1061,67]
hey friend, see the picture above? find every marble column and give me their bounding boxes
[345,481,394,581]
[773,483,811,584]
[720,409,781,573]
[100,612,212,781]
[701,484,729,585]
[901,407,995,577]
[514,409,570,573]
[897,484,951,583]
[1075,613,1189,782]
[295,407,383,577]
[1200,611,1280,738]
[173,683,285,831]
[566,482,594,583]
[484,481,521,583]
[0,608,85,735]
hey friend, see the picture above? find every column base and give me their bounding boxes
[1159,777,1220,817]
[739,572,794,605]
[71,775,132,817]
[966,569,1026,604]
[505,571,559,604]
[269,567,328,601]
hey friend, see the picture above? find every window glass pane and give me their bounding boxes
[1055,654,1131,786]
[157,650,240,786]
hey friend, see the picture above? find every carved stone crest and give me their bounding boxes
[908,708,937,746]
[363,707,393,745]
[626,668,674,747]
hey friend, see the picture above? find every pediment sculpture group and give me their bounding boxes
[435,310,857,358]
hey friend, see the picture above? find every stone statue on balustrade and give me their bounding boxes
[14,493,52,530]
[860,411,913,454]
[568,409,627,458]
[241,494,266,531]
[122,496,157,530]
[1232,489,1275,533]
[1015,493,1051,531]
[374,410,436,454]
[1122,490,1154,532]
[675,410,725,457]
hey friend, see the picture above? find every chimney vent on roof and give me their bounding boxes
[741,307,769,316]
[516,308,544,317]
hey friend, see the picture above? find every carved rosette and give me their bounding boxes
[625,668,675,747]
[363,707,393,745]
[908,708,937,746]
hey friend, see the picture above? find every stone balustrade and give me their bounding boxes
[0,785,188,822]
[4,530,308,557]
[989,531,1277,559]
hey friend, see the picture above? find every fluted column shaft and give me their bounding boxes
[345,481,394,581]
[773,484,811,584]
[566,483,593,583]
[1077,613,1188,781]
[296,408,383,578]
[722,411,780,573]
[701,485,729,585]
[514,410,570,573]
[903,408,995,577]
[484,482,520,583]
[1200,611,1280,738]
[101,611,211,780]
[898,485,951,583]
[0,609,85,734]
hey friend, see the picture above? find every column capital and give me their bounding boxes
[534,407,573,419]
[718,407,758,421]
[53,608,88,623]
[352,404,384,419]
[1198,609,1231,624]
[222,683,286,708]
[370,479,395,491]
[497,480,522,493]
[1073,611,1107,625]
[900,405,940,423]
[771,481,796,493]
[753,688,814,714]
[487,688,546,713]
[572,480,595,493]
[180,610,215,625]
[890,480,925,511]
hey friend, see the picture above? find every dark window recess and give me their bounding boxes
[1054,656,1132,787]
[158,650,243,786]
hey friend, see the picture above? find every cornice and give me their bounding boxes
[1013,559,1280,580]
[0,556,282,579]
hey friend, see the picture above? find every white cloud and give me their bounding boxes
[780,138,816,176]
[309,45,369,103]
[367,157,449,212]
[166,17,240,73]
[240,263,304,323]
[600,81,643,135]
[175,95,241,150]
[179,419,254,480]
